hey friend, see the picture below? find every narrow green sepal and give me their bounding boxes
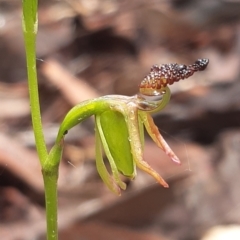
[96,115,127,190]
[95,121,121,195]
[99,110,135,178]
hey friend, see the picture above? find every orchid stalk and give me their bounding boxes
[22,0,208,238]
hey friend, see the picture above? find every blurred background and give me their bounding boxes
[0,0,240,239]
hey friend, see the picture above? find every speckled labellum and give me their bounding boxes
[140,59,209,96]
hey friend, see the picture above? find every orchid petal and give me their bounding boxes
[99,110,135,178]
[95,121,121,195]
[124,104,169,188]
[140,112,181,165]
[96,115,126,190]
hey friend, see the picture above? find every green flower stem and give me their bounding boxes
[22,0,60,239]
[56,97,113,143]
[42,142,63,240]
[43,170,58,240]
[22,0,47,164]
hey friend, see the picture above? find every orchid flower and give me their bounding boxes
[56,59,209,195]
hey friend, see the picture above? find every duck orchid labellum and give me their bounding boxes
[56,59,209,195]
